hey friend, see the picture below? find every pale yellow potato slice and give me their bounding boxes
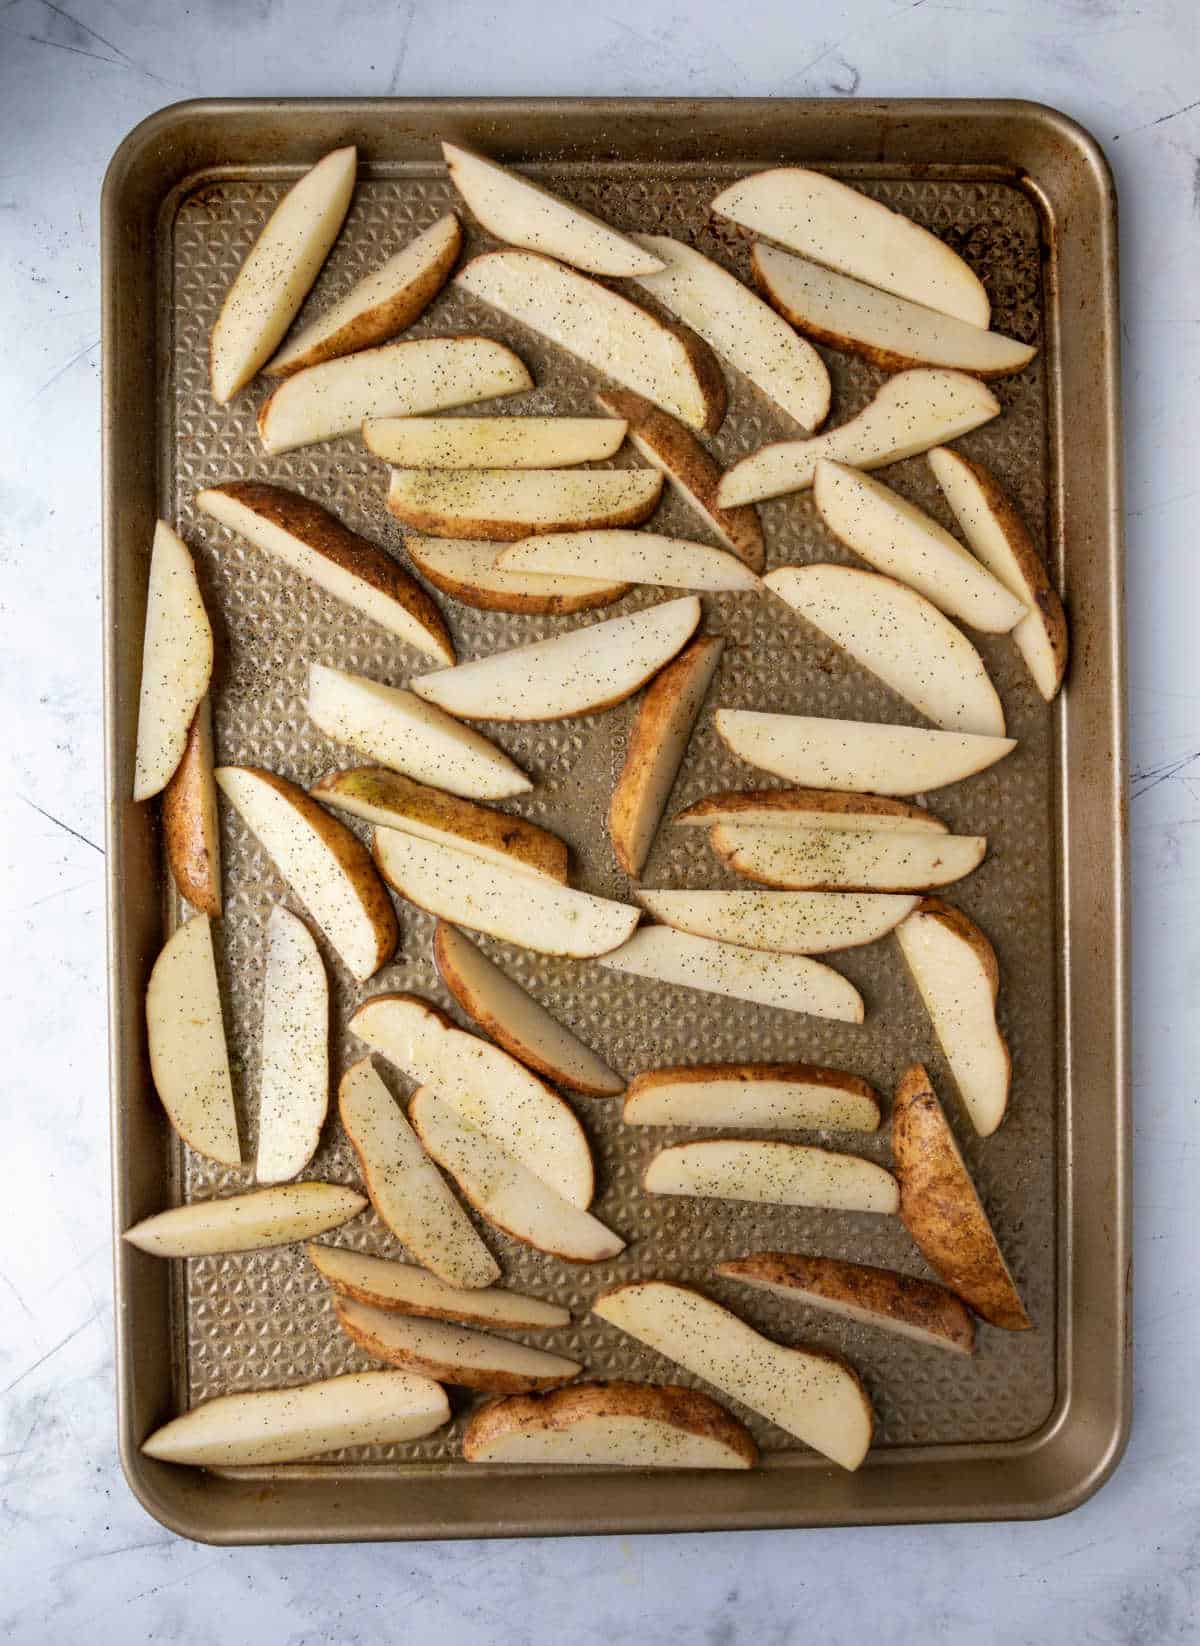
[124,1183,366,1258]
[405,536,627,616]
[501,531,759,592]
[255,907,329,1184]
[764,564,1006,737]
[593,1280,874,1470]
[210,145,356,403]
[307,1245,570,1327]
[710,823,986,892]
[133,521,213,802]
[364,415,626,468]
[637,888,918,955]
[162,697,222,915]
[335,1297,579,1392]
[145,914,239,1166]
[675,787,946,833]
[385,466,662,540]
[645,1138,898,1212]
[623,1064,881,1131]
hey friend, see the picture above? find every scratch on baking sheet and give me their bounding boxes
[386,0,417,94]
[20,796,104,855]
[1131,748,1200,799]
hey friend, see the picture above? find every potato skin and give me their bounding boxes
[333,1298,574,1393]
[676,787,944,829]
[162,699,221,915]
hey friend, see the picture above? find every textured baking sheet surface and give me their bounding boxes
[166,164,1054,1465]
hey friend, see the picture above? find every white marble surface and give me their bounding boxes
[1,0,1197,1639]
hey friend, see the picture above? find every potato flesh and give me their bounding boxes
[145,915,239,1166]
[406,536,622,605]
[308,1245,570,1327]
[133,521,213,801]
[255,908,329,1184]
[623,1075,879,1131]
[644,1140,899,1212]
[386,466,662,537]
[714,824,985,891]
[637,888,919,955]
[365,416,626,468]
[124,1183,365,1258]
[467,1414,751,1469]
[502,531,759,592]
[335,1298,580,1386]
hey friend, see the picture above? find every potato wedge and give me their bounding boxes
[312,766,567,883]
[385,466,662,540]
[215,766,398,982]
[124,1182,366,1258]
[633,233,829,430]
[597,928,863,1021]
[196,481,454,663]
[644,1139,899,1212]
[434,923,624,1097]
[636,888,918,955]
[764,564,1006,736]
[162,697,222,916]
[622,1064,880,1131]
[372,831,638,959]
[717,370,1000,507]
[307,1245,570,1328]
[597,389,764,572]
[334,1297,579,1392]
[501,531,759,592]
[709,823,986,892]
[142,1370,449,1466]
[892,1063,1030,1329]
[265,213,461,376]
[462,1381,758,1469]
[338,1057,499,1289]
[255,907,329,1184]
[410,596,701,722]
[349,992,594,1208]
[257,335,532,453]
[443,141,663,276]
[753,244,1035,377]
[209,145,356,403]
[145,914,239,1166]
[813,460,1026,633]
[133,521,213,802]
[609,635,725,878]
[718,1253,976,1355]
[592,1281,873,1470]
[364,415,627,469]
[405,535,628,615]
[929,446,1068,701]
[306,665,531,800]
[675,788,946,834]
[895,898,1010,1137]
[713,166,989,327]
[409,1090,625,1263]
[457,250,726,433]
[714,711,1016,795]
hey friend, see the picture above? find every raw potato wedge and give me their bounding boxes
[501,531,759,592]
[709,823,986,892]
[764,564,1006,737]
[334,1297,579,1392]
[133,521,213,802]
[215,766,398,982]
[405,536,628,616]
[307,1245,570,1327]
[266,213,462,376]
[306,665,531,801]
[457,250,726,433]
[349,992,594,1208]
[598,928,863,1022]
[717,370,1000,507]
[929,446,1069,701]
[812,460,1026,633]
[209,145,357,403]
[257,336,532,453]
[364,415,627,469]
[373,831,639,959]
[411,596,701,722]
[385,466,663,540]
[714,711,1016,796]
[718,1253,976,1355]
[644,1139,899,1213]
[196,481,454,664]
[409,1090,625,1263]
[597,389,764,572]
[442,141,664,277]
[893,1063,1030,1328]
[312,767,568,883]
[895,898,1010,1137]
[593,1281,874,1471]
[676,788,947,834]
[434,923,624,1097]
[338,1057,499,1290]
[623,1064,881,1131]
[713,167,989,327]
[145,914,239,1166]
[609,634,725,878]
[633,233,830,430]
[462,1381,758,1469]
[142,1371,449,1466]
[255,907,329,1184]
[753,244,1035,377]
[124,1183,366,1258]
[162,697,222,916]
[636,888,919,955]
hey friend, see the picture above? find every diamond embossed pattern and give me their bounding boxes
[168,165,1055,1464]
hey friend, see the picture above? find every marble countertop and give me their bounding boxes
[2,1,1197,1640]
